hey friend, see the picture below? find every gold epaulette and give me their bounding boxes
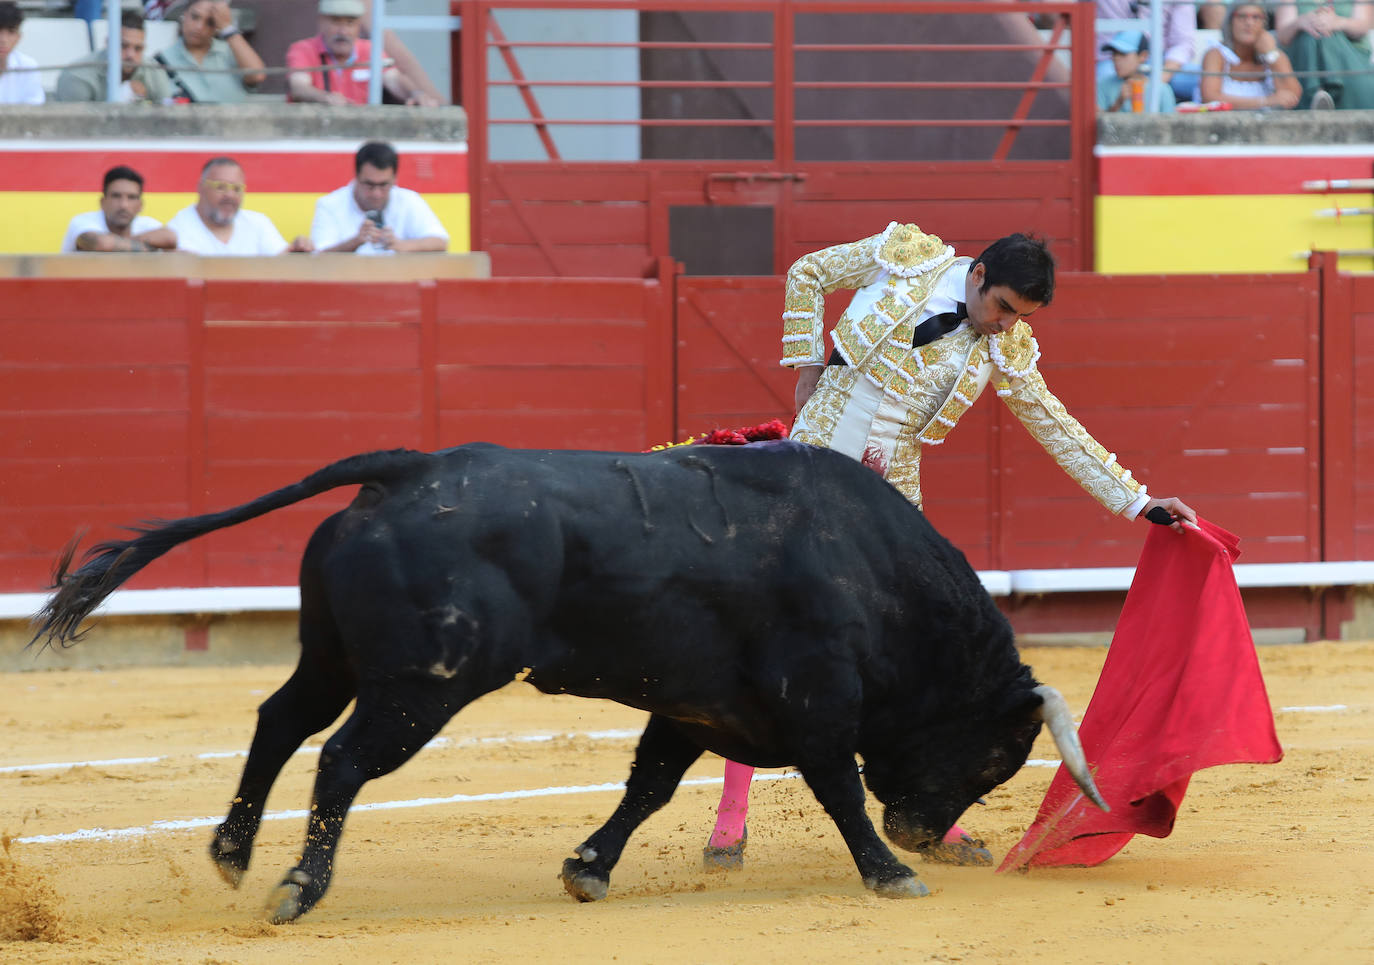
[872,222,955,278]
[989,320,1041,381]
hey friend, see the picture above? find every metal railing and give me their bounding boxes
[76,0,461,103]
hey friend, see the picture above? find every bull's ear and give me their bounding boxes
[999,686,1045,722]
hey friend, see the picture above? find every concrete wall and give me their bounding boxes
[0,102,466,141]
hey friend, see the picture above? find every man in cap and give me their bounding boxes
[1098,29,1177,112]
[285,0,438,106]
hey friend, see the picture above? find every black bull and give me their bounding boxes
[31,441,1105,922]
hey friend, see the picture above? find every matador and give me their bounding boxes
[703,223,1196,869]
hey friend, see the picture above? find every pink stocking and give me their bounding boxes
[707,760,754,848]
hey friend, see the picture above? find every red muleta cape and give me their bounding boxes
[999,518,1284,871]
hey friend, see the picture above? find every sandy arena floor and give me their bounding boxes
[1,642,1371,964]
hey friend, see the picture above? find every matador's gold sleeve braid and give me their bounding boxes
[1000,368,1145,516]
[780,232,888,367]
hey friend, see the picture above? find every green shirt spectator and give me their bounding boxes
[156,1,265,103]
[1275,0,1374,108]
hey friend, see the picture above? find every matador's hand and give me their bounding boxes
[1140,496,1197,533]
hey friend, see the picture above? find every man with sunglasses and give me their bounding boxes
[168,156,314,256]
[310,141,448,255]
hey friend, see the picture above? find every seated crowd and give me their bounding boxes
[0,0,442,105]
[1092,0,1373,113]
[60,141,450,257]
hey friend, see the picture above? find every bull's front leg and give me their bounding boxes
[560,714,702,902]
[798,760,930,898]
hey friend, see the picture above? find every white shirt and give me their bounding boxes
[310,183,449,255]
[167,205,289,256]
[0,51,45,105]
[921,261,971,335]
[60,210,164,252]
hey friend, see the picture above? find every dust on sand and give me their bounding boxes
[1,642,1371,964]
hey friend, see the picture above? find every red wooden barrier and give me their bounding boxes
[0,261,1362,643]
[1,272,673,592]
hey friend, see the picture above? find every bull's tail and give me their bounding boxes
[29,447,436,651]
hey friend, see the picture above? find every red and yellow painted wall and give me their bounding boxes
[1096,146,1374,274]
[0,139,470,254]
[3,139,1369,274]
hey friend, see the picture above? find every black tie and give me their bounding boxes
[910,302,968,347]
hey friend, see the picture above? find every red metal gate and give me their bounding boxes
[458,0,1096,277]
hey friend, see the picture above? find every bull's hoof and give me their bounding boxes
[919,834,993,867]
[701,827,747,872]
[560,858,608,902]
[865,874,931,899]
[265,869,314,923]
[209,834,247,888]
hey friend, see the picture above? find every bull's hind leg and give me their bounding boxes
[211,655,355,887]
[560,714,703,902]
[266,678,464,924]
[212,529,356,888]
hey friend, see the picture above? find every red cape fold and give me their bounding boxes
[999,518,1283,871]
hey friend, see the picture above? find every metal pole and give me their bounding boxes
[105,0,120,103]
[1147,0,1164,113]
[369,0,386,105]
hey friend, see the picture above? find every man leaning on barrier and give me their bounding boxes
[310,141,449,255]
[168,157,314,256]
[61,165,177,254]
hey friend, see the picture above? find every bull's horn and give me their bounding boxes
[1032,685,1110,812]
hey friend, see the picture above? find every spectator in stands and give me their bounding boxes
[1095,0,1197,85]
[1275,1,1374,108]
[285,0,439,106]
[155,1,265,103]
[61,165,177,253]
[1099,30,1178,112]
[1199,2,1227,29]
[357,0,447,105]
[56,11,170,103]
[167,157,314,256]
[1198,2,1302,109]
[0,2,43,105]
[311,141,449,254]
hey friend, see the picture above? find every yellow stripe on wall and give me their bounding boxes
[2,192,470,255]
[1096,194,1374,274]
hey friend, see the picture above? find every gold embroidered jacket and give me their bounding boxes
[781,223,1146,515]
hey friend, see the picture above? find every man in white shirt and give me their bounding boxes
[311,141,449,255]
[61,165,177,253]
[168,157,314,256]
[0,2,44,105]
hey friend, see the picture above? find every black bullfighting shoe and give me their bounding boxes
[702,827,747,871]
[918,833,994,866]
